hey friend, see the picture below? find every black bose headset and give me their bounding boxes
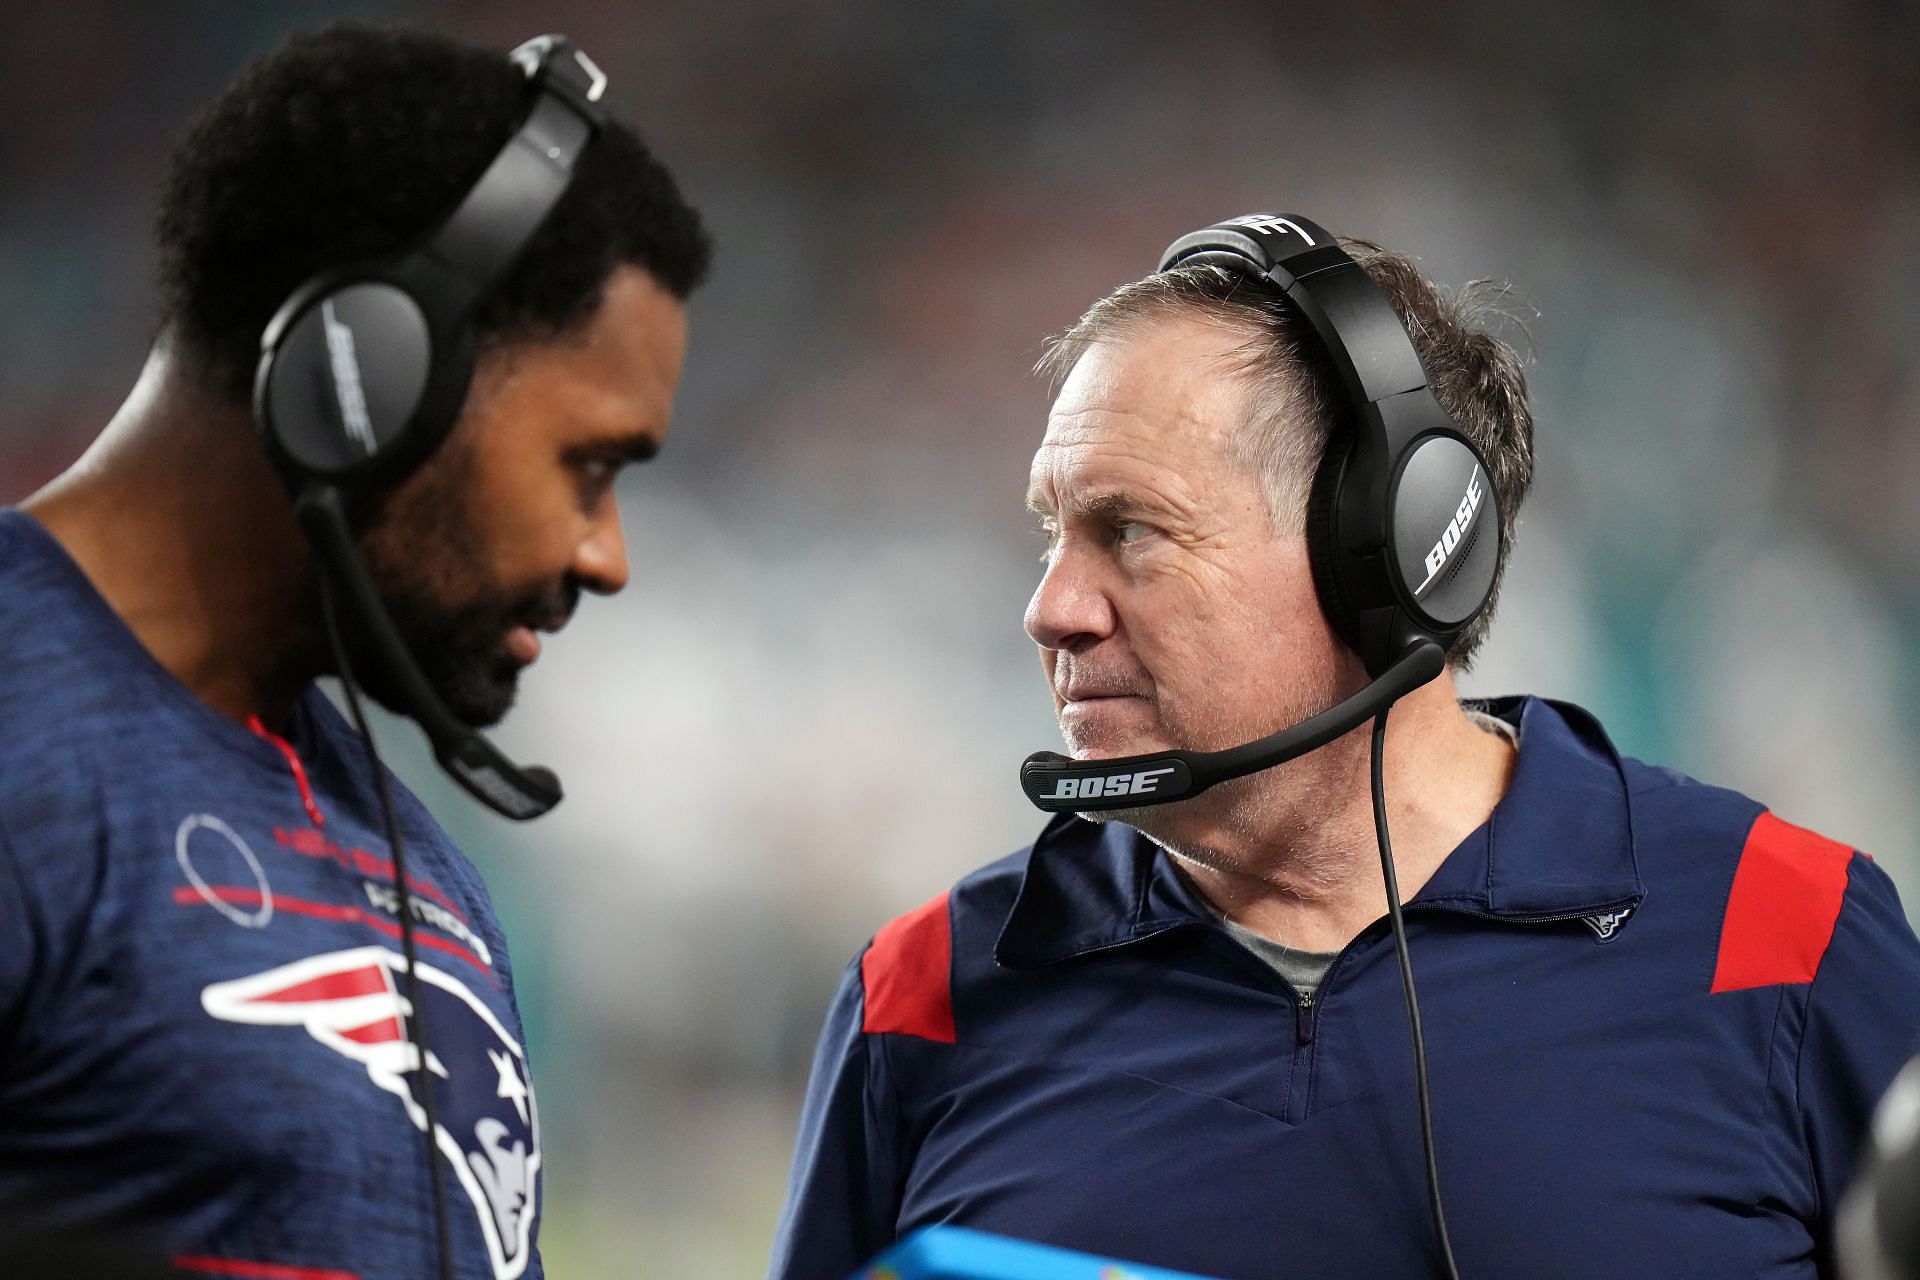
[255,32,609,823]
[251,36,607,1280]
[1020,215,1501,1279]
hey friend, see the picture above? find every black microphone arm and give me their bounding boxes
[1020,641,1447,813]
[296,484,563,821]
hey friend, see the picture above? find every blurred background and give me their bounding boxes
[3,0,1918,1273]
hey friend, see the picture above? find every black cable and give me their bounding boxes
[317,575,456,1280]
[1371,708,1462,1280]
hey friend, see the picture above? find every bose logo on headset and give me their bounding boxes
[1042,766,1178,802]
[319,301,377,455]
[1234,214,1317,244]
[1414,466,1484,598]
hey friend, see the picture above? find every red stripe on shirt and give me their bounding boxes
[270,827,470,924]
[171,887,490,975]
[862,890,956,1044]
[1710,811,1854,993]
[173,1256,358,1280]
[245,715,327,830]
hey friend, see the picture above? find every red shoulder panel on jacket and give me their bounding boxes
[1710,811,1855,994]
[862,890,956,1044]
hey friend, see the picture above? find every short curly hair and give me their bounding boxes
[1036,241,1535,671]
[155,23,712,400]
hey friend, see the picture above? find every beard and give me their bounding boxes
[352,565,573,728]
[337,445,575,729]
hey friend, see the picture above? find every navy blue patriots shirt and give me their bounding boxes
[0,510,543,1280]
[772,696,1920,1279]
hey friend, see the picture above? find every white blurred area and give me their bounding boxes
[5,1,1919,1273]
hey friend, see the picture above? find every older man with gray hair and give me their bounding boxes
[770,215,1920,1280]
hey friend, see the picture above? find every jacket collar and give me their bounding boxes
[995,696,1646,970]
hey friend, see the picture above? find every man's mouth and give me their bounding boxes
[1058,688,1154,741]
[504,624,542,665]
[503,610,571,666]
[1061,695,1138,715]
[1059,689,1147,715]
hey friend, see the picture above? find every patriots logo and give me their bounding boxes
[1581,906,1635,943]
[201,947,540,1279]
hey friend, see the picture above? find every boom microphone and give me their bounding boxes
[1020,640,1445,812]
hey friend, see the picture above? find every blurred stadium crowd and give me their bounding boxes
[2,0,1916,1272]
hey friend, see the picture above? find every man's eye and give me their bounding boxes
[1035,522,1060,563]
[576,457,620,488]
[1115,520,1151,545]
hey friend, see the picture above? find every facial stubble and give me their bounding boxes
[345,441,571,729]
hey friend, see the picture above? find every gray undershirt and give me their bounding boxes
[1463,707,1519,745]
[1216,915,1341,1000]
[1207,703,1518,999]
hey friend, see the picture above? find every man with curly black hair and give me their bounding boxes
[0,23,708,1280]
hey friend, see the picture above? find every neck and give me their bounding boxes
[1149,668,1516,953]
[21,342,322,730]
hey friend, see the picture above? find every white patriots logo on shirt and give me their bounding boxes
[201,946,540,1279]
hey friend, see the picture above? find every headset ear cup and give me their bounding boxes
[257,281,436,483]
[1306,438,1362,653]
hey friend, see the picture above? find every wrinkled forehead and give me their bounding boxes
[1029,316,1255,502]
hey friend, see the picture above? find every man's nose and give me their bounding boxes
[571,501,630,596]
[1024,548,1116,652]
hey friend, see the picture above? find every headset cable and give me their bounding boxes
[1372,707,1462,1280]
[318,575,456,1280]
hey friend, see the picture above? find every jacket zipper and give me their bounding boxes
[1280,897,1641,1118]
[1412,897,1642,928]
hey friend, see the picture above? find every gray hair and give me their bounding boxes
[1033,241,1535,670]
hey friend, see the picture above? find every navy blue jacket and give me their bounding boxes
[770,698,1920,1279]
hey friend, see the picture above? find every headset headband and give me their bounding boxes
[1161,214,1429,413]
[420,35,607,302]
